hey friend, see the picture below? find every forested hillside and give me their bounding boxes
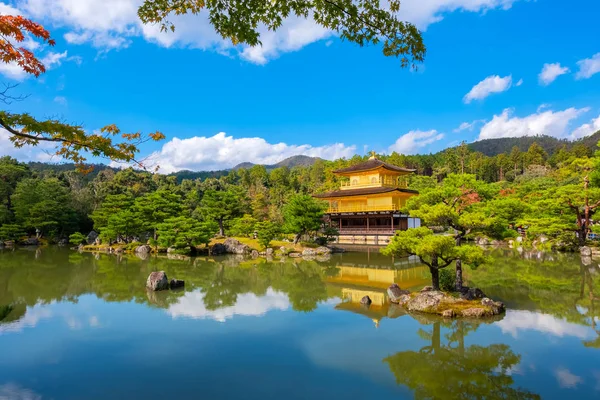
[1,135,599,255]
[469,131,600,157]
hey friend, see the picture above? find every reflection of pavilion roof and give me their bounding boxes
[314,186,418,199]
[333,159,416,174]
[335,301,407,327]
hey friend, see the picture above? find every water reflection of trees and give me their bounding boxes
[384,318,540,400]
[469,249,600,341]
[0,249,332,324]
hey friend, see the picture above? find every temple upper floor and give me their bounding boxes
[332,155,415,191]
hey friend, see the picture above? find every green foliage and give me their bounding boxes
[156,216,217,250]
[439,268,455,292]
[0,224,25,242]
[255,221,280,250]
[68,232,87,245]
[138,0,426,68]
[200,188,247,236]
[134,189,183,236]
[100,210,145,243]
[229,214,258,237]
[12,177,77,237]
[283,195,325,241]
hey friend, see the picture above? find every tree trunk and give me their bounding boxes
[430,266,440,290]
[432,322,441,354]
[218,219,225,237]
[455,236,463,291]
[455,259,463,292]
[293,233,301,244]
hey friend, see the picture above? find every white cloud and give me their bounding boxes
[0,49,70,81]
[239,16,332,64]
[576,53,600,80]
[495,310,594,339]
[0,384,42,400]
[570,113,600,139]
[168,288,290,322]
[0,2,21,15]
[515,78,523,86]
[555,368,583,389]
[0,128,58,162]
[464,75,514,103]
[148,131,356,173]
[539,63,570,85]
[477,106,590,140]
[453,119,485,133]
[398,0,519,30]
[17,0,521,63]
[53,96,67,105]
[388,129,444,155]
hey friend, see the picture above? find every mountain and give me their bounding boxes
[468,131,600,157]
[232,155,322,170]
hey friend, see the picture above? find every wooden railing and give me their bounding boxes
[327,204,399,213]
[338,227,398,234]
[340,178,408,190]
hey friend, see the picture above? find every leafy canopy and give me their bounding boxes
[382,227,486,270]
[138,0,426,68]
[156,216,217,249]
[283,194,325,237]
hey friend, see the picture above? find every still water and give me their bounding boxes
[0,247,598,399]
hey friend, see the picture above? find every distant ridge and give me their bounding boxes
[468,130,600,156]
[232,155,322,170]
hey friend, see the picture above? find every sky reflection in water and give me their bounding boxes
[0,247,599,399]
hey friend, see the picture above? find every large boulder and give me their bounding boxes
[460,287,487,301]
[461,308,488,318]
[223,238,251,255]
[360,296,372,306]
[302,248,317,257]
[315,246,331,255]
[481,298,505,314]
[266,247,274,256]
[87,230,99,245]
[146,271,169,291]
[210,243,227,255]
[580,246,592,257]
[135,245,151,254]
[387,284,410,304]
[406,291,446,312]
[20,237,39,246]
[288,252,302,258]
[251,250,259,258]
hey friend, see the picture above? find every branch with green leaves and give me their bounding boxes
[138,0,426,68]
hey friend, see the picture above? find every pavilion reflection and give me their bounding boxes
[325,251,430,327]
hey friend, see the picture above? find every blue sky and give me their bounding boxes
[0,0,599,172]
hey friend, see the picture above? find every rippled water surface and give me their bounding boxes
[0,247,599,399]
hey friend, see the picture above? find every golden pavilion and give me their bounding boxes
[314,153,421,245]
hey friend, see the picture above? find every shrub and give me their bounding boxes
[68,232,87,245]
[439,268,456,292]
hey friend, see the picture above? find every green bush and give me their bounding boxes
[68,232,87,245]
[439,268,456,292]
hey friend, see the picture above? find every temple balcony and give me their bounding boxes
[340,178,408,191]
[326,204,401,213]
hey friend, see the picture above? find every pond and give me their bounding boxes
[0,247,598,399]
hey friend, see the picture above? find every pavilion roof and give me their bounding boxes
[333,158,416,175]
[314,187,418,199]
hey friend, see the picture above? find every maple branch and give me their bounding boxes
[322,0,401,42]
